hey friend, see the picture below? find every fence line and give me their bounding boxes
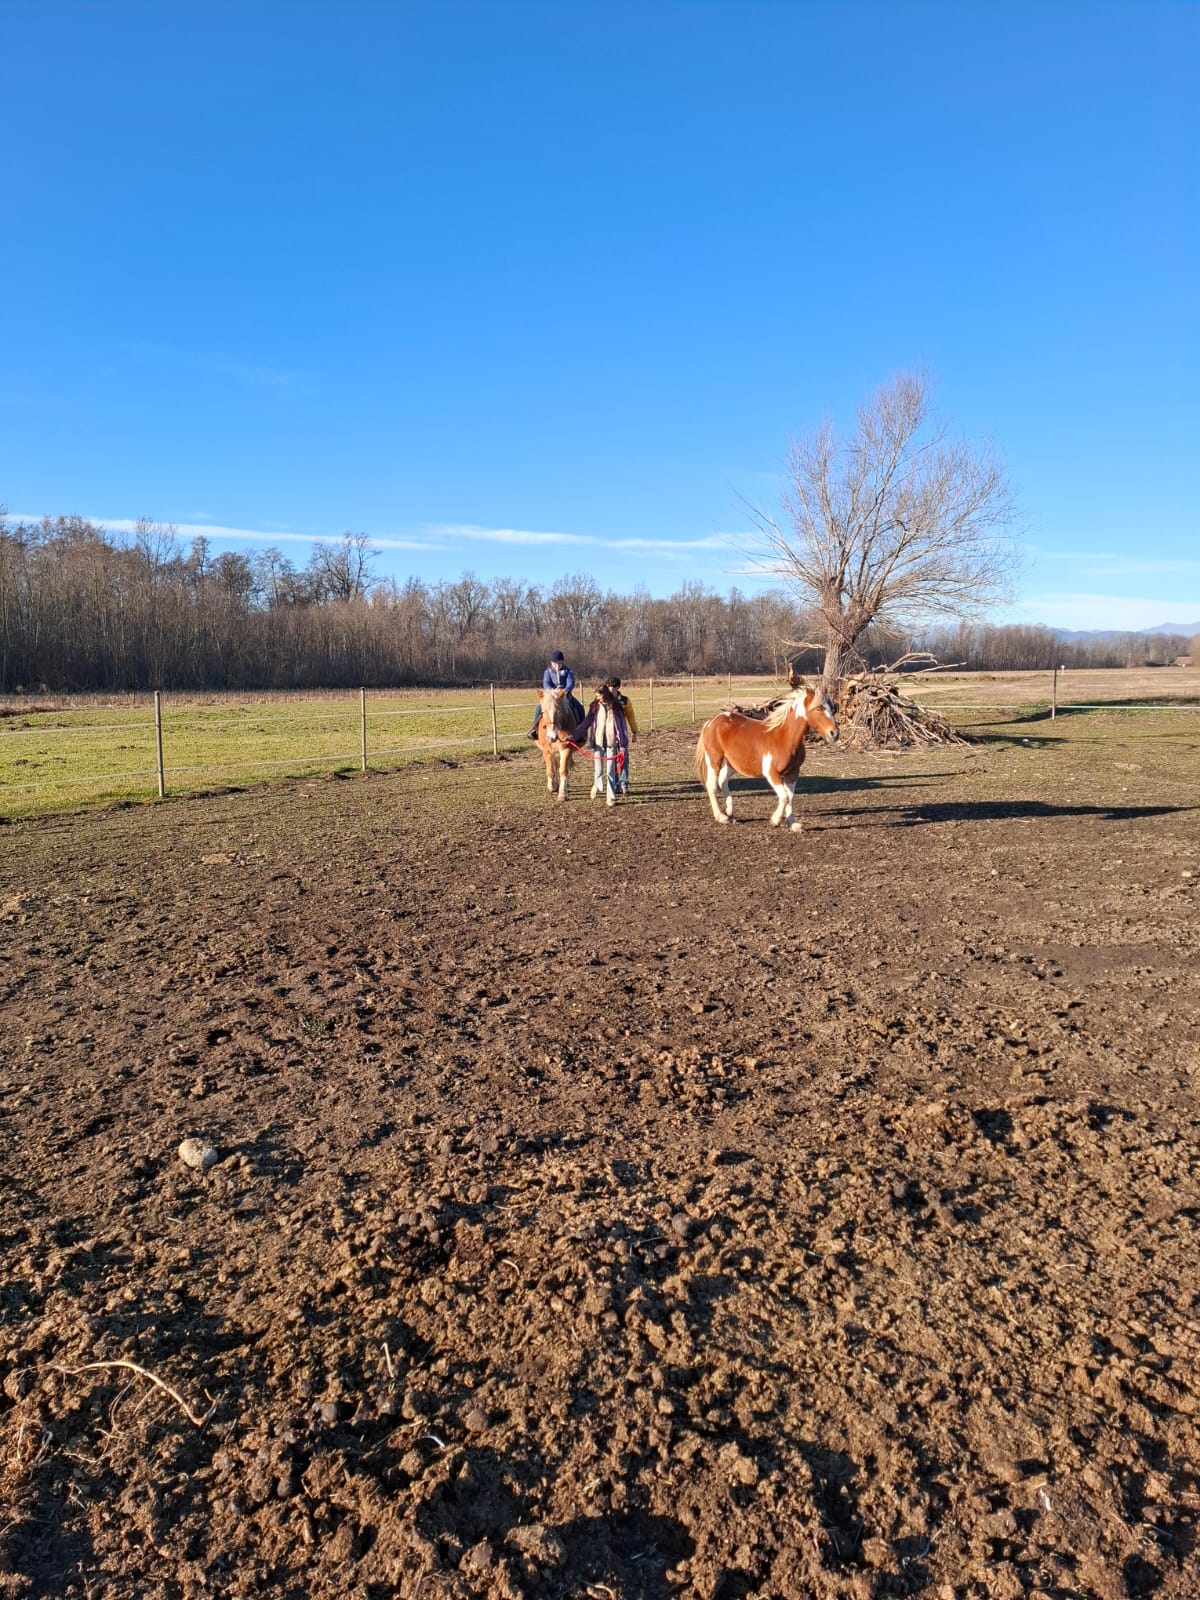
[2,680,1198,816]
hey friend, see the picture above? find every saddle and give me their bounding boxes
[732,696,785,721]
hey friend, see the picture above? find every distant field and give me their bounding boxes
[907,663,1200,710]
[1,667,1196,820]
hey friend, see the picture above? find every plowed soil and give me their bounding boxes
[2,717,1198,1600]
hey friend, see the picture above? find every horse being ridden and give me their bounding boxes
[694,672,838,830]
[537,686,581,801]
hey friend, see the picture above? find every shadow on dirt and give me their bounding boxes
[830,799,1196,827]
[631,771,964,806]
[889,800,1196,825]
[6,1476,98,1600]
[412,1444,694,1599]
[550,1510,694,1599]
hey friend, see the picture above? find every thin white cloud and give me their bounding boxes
[368,534,444,551]
[609,534,728,551]
[427,522,733,553]
[12,511,753,567]
[51,518,440,552]
[429,523,591,548]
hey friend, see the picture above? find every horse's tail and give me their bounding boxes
[693,724,709,782]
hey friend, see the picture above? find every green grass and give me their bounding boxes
[0,679,775,819]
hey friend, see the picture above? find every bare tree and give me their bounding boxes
[747,371,1019,686]
[308,533,377,602]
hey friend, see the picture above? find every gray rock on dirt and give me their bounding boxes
[177,1137,219,1171]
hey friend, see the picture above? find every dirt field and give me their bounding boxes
[2,712,1198,1599]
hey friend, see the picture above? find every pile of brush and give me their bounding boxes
[731,655,970,749]
[836,656,971,749]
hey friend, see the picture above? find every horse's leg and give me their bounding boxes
[542,740,555,793]
[558,750,570,802]
[591,749,602,800]
[704,751,729,823]
[782,772,800,830]
[719,760,733,818]
[787,787,801,830]
[605,746,616,807]
[764,760,797,827]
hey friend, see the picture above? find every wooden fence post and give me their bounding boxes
[154,690,165,799]
[649,677,655,731]
[1051,666,1058,721]
[490,683,499,756]
[690,674,696,722]
[360,687,368,770]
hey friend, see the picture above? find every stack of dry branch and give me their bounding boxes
[836,655,971,749]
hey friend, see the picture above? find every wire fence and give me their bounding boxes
[2,674,1198,818]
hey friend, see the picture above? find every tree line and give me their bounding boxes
[0,513,1192,695]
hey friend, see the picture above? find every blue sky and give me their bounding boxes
[2,0,1197,631]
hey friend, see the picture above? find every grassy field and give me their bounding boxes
[1,667,1197,820]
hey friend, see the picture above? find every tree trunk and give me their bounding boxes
[821,636,853,696]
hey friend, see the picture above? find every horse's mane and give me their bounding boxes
[543,690,579,734]
[762,686,809,732]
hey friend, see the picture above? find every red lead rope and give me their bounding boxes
[565,739,625,775]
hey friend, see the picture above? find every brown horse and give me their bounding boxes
[537,686,580,801]
[694,674,838,830]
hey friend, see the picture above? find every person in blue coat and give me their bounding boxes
[528,650,584,737]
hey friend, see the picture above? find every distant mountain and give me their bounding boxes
[1051,623,1199,642]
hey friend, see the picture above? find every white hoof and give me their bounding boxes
[606,797,616,808]
[714,812,731,824]
[789,820,802,832]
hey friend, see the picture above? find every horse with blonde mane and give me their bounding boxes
[536,686,580,801]
[694,671,839,830]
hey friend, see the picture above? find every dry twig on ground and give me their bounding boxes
[51,1360,216,1429]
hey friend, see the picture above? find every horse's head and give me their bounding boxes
[785,668,839,744]
[540,687,570,741]
[804,683,840,744]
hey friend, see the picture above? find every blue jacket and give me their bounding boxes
[542,663,575,694]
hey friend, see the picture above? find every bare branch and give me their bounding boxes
[52,1360,217,1429]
